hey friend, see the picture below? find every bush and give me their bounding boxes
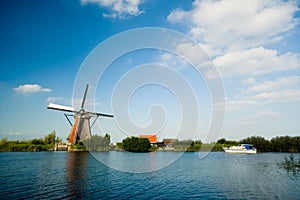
[122,137,151,152]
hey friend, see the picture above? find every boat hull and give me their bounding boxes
[224,149,257,154]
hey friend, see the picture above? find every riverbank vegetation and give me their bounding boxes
[0,131,61,152]
[0,133,299,152]
[83,134,113,151]
[171,135,300,152]
[159,135,299,152]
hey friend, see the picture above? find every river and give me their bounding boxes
[0,151,299,199]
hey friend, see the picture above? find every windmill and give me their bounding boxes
[47,84,113,144]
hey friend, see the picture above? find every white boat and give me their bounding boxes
[223,144,257,154]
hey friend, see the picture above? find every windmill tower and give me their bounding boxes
[47,84,113,144]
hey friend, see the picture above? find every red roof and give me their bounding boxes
[138,135,157,143]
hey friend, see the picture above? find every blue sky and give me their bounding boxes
[1,0,299,143]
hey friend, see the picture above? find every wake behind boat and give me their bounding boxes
[223,144,257,154]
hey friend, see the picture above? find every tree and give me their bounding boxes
[122,137,151,152]
[240,136,270,152]
[217,138,226,144]
[44,131,56,145]
[0,138,7,146]
[83,134,111,151]
[105,133,110,142]
[31,138,44,145]
[270,135,299,152]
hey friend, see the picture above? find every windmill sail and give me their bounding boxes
[88,111,114,117]
[81,84,89,109]
[47,103,75,113]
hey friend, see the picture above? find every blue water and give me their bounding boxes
[0,152,299,199]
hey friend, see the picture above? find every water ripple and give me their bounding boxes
[0,152,300,199]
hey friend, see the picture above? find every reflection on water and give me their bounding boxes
[0,152,300,199]
[66,152,88,198]
[280,154,300,176]
[91,151,183,173]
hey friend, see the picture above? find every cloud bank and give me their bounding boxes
[168,0,299,54]
[167,0,300,137]
[13,84,51,94]
[81,0,144,19]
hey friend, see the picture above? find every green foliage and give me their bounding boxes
[31,138,45,145]
[238,135,300,152]
[210,143,224,151]
[240,136,270,152]
[0,142,52,152]
[171,135,300,152]
[173,139,203,152]
[270,136,300,152]
[217,138,226,144]
[150,145,158,151]
[173,139,192,151]
[216,138,239,145]
[104,133,110,142]
[1,132,300,153]
[44,131,57,145]
[70,143,87,151]
[0,131,59,152]
[115,142,123,151]
[122,137,151,152]
[83,134,111,151]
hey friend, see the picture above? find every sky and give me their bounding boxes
[0,0,299,143]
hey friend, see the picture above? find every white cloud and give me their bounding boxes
[225,76,300,111]
[9,132,23,135]
[168,0,299,54]
[175,42,210,67]
[225,88,300,111]
[244,76,300,93]
[47,96,63,102]
[81,0,144,19]
[13,84,52,94]
[168,0,300,138]
[243,77,256,85]
[236,111,280,125]
[212,47,300,78]
[251,89,300,103]
[246,76,300,103]
[225,99,261,112]
[241,111,280,121]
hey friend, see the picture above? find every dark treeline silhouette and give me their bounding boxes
[122,137,151,152]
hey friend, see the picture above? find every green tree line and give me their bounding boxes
[1,133,299,152]
[239,135,300,152]
[0,131,61,152]
[181,135,300,152]
[169,135,300,152]
[172,139,202,152]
